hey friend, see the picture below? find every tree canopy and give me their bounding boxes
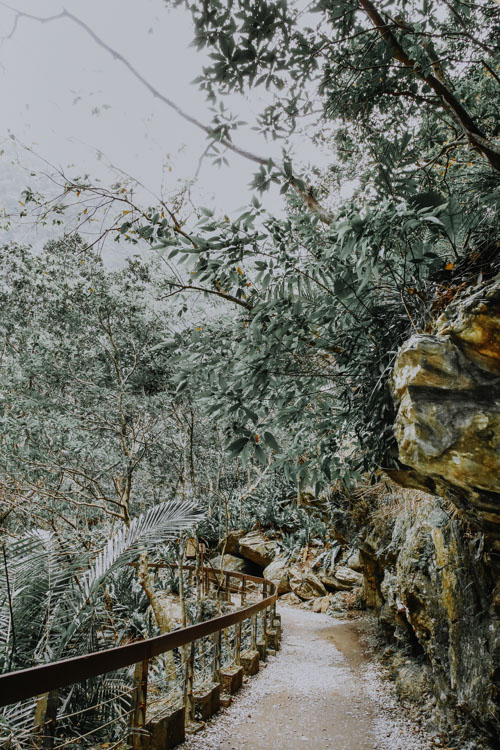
[141,0,499,489]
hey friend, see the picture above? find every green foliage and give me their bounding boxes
[0,499,200,672]
[0,238,184,526]
[152,0,500,488]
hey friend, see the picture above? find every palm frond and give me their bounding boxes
[0,699,37,749]
[81,498,202,600]
[1,498,202,668]
[53,498,202,659]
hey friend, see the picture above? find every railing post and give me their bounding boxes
[235,622,242,666]
[184,642,195,725]
[34,689,59,749]
[241,577,246,605]
[130,659,149,750]
[225,572,231,602]
[212,629,221,685]
[262,582,268,639]
[251,614,257,651]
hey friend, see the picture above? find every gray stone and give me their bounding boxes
[238,531,278,567]
[263,558,292,594]
[218,529,247,555]
[209,553,247,573]
[333,565,363,589]
[289,567,327,600]
[346,549,363,571]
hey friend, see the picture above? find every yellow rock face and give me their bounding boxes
[391,277,500,537]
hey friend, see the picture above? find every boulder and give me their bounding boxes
[209,554,247,573]
[346,549,363,572]
[334,566,363,588]
[312,595,332,614]
[279,591,302,606]
[319,573,344,591]
[263,558,291,594]
[289,567,327,600]
[238,531,278,567]
[219,529,247,555]
[327,591,354,613]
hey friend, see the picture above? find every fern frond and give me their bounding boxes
[81,498,202,600]
[0,699,36,747]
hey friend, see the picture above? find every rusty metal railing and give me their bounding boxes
[0,565,280,749]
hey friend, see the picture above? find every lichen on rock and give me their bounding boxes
[390,276,500,540]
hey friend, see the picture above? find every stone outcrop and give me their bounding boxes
[332,566,363,589]
[329,483,500,746]
[289,567,327,600]
[263,558,292,594]
[218,529,247,556]
[346,549,362,571]
[238,531,278,568]
[209,554,248,573]
[390,277,500,542]
[319,566,362,591]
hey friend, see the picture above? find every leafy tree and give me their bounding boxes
[0,237,198,530]
[4,1,498,493]
[142,0,500,490]
[0,236,282,540]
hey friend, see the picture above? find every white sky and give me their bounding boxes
[0,0,350,263]
[0,2,270,253]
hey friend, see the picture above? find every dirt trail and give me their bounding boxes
[180,605,431,750]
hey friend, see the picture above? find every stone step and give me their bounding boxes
[240,649,260,676]
[144,703,185,749]
[256,636,268,661]
[219,693,232,708]
[221,665,244,695]
[193,682,220,722]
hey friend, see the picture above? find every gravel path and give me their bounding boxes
[179,605,432,750]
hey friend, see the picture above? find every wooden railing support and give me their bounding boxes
[251,614,257,651]
[235,622,241,666]
[130,659,149,750]
[212,629,221,686]
[262,582,268,640]
[184,642,195,724]
[33,689,58,750]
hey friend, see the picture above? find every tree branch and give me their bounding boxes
[358,0,500,170]
[160,281,251,309]
[1,3,334,223]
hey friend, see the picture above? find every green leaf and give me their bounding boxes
[263,431,280,452]
[227,437,249,455]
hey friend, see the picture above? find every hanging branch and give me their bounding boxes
[2,544,16,671]
[358,0,500,171]
[0,3,334,224]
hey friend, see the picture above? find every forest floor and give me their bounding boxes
[179,605,434,750]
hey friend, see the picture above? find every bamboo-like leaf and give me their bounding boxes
[81,498,202,600]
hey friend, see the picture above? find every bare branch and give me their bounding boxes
[0,3,334,222]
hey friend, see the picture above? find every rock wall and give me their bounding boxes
[330,486,500,747]
[328,277,500,746]
[389,276,500,544]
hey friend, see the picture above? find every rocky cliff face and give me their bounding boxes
[328,278,500,747]
[389,276,500,545]
[330,485,500,748]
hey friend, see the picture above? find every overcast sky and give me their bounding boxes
[0,0,319,260]
[0,0,359,273]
